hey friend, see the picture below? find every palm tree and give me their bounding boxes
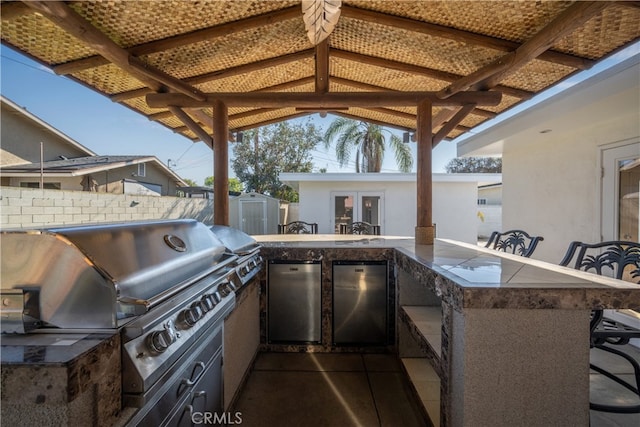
[323,118,413,173]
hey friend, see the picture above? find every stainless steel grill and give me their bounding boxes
[0,219,262,426]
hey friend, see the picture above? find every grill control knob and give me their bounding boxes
[201,294,215,312]
[181,303,203,327]
[227,280,237,291]
[219,285,230,297]
[212,291,222,303]
[148,320,177,353]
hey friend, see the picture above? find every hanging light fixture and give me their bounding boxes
[301,0,342,45]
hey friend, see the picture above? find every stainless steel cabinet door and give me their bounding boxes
[268,261,321,343]
[333,262,387,345]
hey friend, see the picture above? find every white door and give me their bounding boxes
[601,141,640,337]
[330,191,384,234]
[239,200,266,235]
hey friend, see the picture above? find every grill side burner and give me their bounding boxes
[209,225,263,287]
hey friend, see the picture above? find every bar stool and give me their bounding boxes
[560,240,640,414]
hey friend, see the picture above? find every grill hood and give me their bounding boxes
[1,220,232,332]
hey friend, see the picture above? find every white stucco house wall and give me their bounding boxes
[280,173,501,244]
[477,183,502,240]
[457,50,639,264]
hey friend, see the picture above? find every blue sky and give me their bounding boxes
[0,45,457,186]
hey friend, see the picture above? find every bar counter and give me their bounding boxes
[255,235,640,426]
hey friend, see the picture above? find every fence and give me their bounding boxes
[0,186,213,229]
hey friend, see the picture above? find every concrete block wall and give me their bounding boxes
[0,186,213,229]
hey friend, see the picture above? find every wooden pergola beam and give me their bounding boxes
[315,39,330,93]
[212,101,229,226]
[438,1,611,98]
[52,6,301,75]
[186,50,314,86]
[331,111,413,133]
[146,91,502,109]
[432,104,476,147]
[232,112,311,132]
[1,1,32,20]
[416,99,434,245]
[331,76,498,120]
[230,108,280,121]
[366,107,416,122]
[340,5,593,70]
[256,76,315,92]
[23,0,206,102]
[332,49,533,100]
[108,50,314,102]
[168,107,213,148]
[110,88,153,103]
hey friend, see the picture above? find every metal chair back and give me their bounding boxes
[339,221,381,235]
[278,221,318,234]
[485,229,544,257]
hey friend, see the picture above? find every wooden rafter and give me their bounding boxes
[438,1,611,98]
[331,111,413,132]
[366,107,416,122]
[168,107,213,147]
[22,1,205,102]
[108,50,314,102]
[432,104,476,147]
[331,49,532,100]
[146,90,502,109]
[232,112,311,132]
[52,6,301,75]
[185,50,314,86]
[340,5,593,70]
[315,39,330,93]
[0,1,31,21]
[331,76,498,119]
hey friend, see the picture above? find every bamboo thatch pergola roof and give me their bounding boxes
[2,1,639,241]
[3,1,638,143]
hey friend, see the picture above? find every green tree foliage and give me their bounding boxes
[323,118,413,173]
[231,121,322,202]
[445,157,502,173]
[182,178,197,187]
[204,176,244,193]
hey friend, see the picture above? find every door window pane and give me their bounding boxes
[334,195,353,233]
[361,196,380,225]
[618,157,639,242]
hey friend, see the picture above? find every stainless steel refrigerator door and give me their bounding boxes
[268,262,321,343]
[333,262,387,345]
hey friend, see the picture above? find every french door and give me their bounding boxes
[331,191,384,234]
[601,141,640,334]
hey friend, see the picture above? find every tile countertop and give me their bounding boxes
[255,235,640,310]
[0,332,119,364]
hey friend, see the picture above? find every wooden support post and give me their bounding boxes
[416,99,435,245]
[212,100,229,226]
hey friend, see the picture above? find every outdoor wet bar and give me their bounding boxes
[256,235,640,427]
